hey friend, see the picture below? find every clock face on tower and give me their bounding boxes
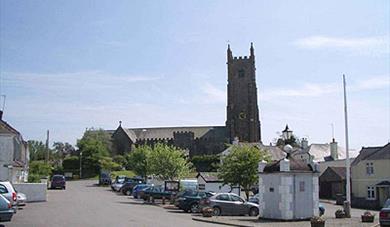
[239,111,246,120]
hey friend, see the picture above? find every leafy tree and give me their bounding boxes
[113,155,127,167]
[62,156,80,171]
[28,161,52,182]
[148,143,192,181]
[99,157,121,171]
[218,144,271,199]
[126,145,151,180]
[77,128,111,177]
[28,140,47,161]
[191,154,220,172]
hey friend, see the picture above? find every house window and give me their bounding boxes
[366,162,374,175]
[367,186,375,200]
[299,181,305,192]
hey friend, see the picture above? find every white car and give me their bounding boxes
[0,182,17,212]
[16,192,27,206]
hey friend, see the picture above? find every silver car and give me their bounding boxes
[0,194,14,222]
[204,193,259,216]
[0,182,17,212]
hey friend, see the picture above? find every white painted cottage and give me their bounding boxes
[258,151,320,220]
[196,172,240,195]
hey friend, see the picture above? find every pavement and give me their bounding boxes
[1,180,381,227]
[2,180,220,227]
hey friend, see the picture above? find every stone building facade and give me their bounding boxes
[110,44,262,157]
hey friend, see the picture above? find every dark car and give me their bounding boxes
[141,185,173,200]
[50,175,66,189]
[175,191,215,213]
[132,184,152,199]
[200,193,259,216]
[99,172,112,185]
[120,178,145,195]
[380,198,390,227]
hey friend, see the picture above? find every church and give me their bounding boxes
[109,44,262,157]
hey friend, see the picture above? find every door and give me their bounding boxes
[230,194,247,215]
[214,194,232,215]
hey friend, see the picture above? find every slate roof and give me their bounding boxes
[0,119,21,135]
[351,143,390,166]
[305,143,347,161]
[263,156,313,173]
[319,166,346,182]
[221,143,286,161]
[114,125,227,142]
[197,172,221,182]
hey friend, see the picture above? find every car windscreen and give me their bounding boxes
[53,176,64,181]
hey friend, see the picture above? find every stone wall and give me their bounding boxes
[14,183,47,202]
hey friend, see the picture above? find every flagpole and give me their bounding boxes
[343,74,351,217]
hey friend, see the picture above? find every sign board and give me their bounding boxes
[164,181,180,192]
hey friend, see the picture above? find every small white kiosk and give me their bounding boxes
[258,145,320,220]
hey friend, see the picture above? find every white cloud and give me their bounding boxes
[262,75,389,100]
[293,35,389,54]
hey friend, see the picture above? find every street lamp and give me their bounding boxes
[282,124,292,140]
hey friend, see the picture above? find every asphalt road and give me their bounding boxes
[3,180,220,227]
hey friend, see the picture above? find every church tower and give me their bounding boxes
[226,43,261,143]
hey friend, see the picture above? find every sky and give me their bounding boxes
[0,0,389,151]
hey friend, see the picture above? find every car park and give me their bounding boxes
[0,194,13,222]
[50,175,66,189]
[0,181,17,212]
[175,191,215,213]
[200,193,259,216]
[380,198,390,227]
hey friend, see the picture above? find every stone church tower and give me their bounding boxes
[226,43,261,143]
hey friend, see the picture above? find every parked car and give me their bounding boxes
[0,181,17,212]
[200,193,259,216]
[380,198,390,227]
[50,175,66,189]
[248,193,260,204]
[132,184,152,199]
[175,190,215,213]
[0,194,13,222]
[99,172,112,185]
[111,176,126,192]
[141,185,173,200]
[16,192,27,206]
[121,178,145,195]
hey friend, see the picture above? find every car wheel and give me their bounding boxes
[249,207,259,216]
[190,203,199,213]
[126,190,131,196]
[63,186,66,190]
[213,207,221,216]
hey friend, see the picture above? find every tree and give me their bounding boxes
[148,143,192,181]
[218,144,271,199]
[77,128,111,177]
[99,157,121,171]
[126,145,151,180]
[113,155,127,168]
[28,161,52,182]
[28,140,47,161]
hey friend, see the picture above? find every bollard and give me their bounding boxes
[162,197,165,205]
[151,196,155,204]
[343,201,351,218]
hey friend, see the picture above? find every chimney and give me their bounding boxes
[280,158,290,172]
[301,138,309,149]
[0,110,3,121]
[330,138,338,160]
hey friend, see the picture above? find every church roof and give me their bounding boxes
[114,125,227,141]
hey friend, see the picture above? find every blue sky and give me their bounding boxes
[0,0,389,151]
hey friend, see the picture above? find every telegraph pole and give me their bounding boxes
[45,130,50,164]
[343,74,351,217]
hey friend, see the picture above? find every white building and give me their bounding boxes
[196,172,240,195]
[0,111,29,183]
[258,149,320,220]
